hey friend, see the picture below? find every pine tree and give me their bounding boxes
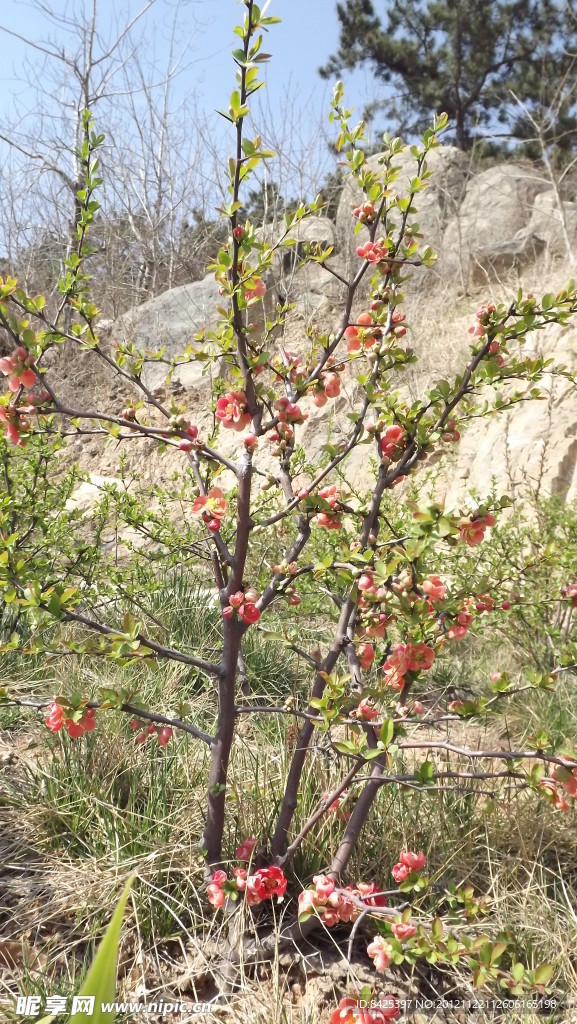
[320,0,577,153]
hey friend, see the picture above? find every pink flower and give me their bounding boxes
[459,513,496,547]
[192,487,229,531]
[356,241,391,266]
[391,862,411,883]
[358,643,375,670]
[366,935,393,972]
[215,391,251,431]
[45,702,64,733]
[353,697,379,720]
[383,643,412,678]
[248,277,266,299]
[235,837,257,861]
[207,882,226,908]
[344,313,377,353]
[380,425,406,460]
[399,850,426,871]
[447,624,468,640]
[207,869,228,908]
[392,920,417,940]
[0,348,36,392]
[421,575,446,601]
[298,889,318,916]
[405,643,435,672]
[329,995,399,1023]
[232,866,247,890]
[357,881,387,907]
[313,874,336,901]
[239,601,261,625]
[245,866,287,905]
[323,371,341,397]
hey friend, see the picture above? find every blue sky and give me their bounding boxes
[0,0,381,144]
[0,0,384,255]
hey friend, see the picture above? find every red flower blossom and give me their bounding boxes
[245,866,287,905]
[192,487,229,531]
[215,391,251,431]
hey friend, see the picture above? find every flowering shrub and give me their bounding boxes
[1,0,576,1012]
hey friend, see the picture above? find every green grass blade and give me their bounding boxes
[69,873,136,1023]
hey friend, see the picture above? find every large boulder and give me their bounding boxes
[442,163,549,289]
[468,234,546,287]
[517,189,577,257]
[440,318,577,505]
[113,276,224,390]
[336,145,469,283]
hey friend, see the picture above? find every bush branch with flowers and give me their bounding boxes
[1,1,577,1016]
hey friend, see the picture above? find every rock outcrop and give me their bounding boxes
[98,153,577,510]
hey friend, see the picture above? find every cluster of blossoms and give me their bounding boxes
[0,346,36,391]
[540,761,577,811]
[0,403,32,445]
[345,312,381,353]
[207,864,287,909]
[357,641,376,669]
[274,396,307,424]
[561,581,577,608]
[175,422,200,453]
[330,996,399,1023]
[354,571,394,641]
[446,604,474,641]
[441,417,460,443]
[355,240,392,270]
[222,588,261,625]
[421,575,446,602]
[351,696,379,720]
[379,424,406,461]
[0,345,48,443]
[391,849,426,883]
[468,303,496,338]
[298,874,387,928]
[129,718,173,746]
[271,351,343,404]
[382,642,435,691]
[268,397,307,454]
[459,512,496,547]
[352,199,377,225]
[312,369,341,407]
[273,350,304,386]
[215,390,252,431]
[468,304,506,366]
[366,918,417,973]
[191,487,228,532]
[45,701,97,739]
[315,484,344,530]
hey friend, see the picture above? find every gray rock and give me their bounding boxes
[113,275,224,390]
[442,162,549,288]
[517,188,577,256]
[468,233,546,286]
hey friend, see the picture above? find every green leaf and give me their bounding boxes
[380,718,394,746]
[70,873,135,1023]
[534,962,554,986]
